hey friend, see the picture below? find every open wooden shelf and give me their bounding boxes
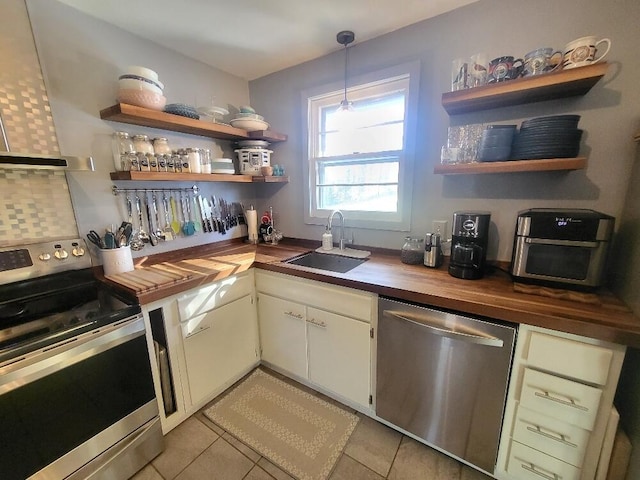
[433,157,587,175]
[441,63,609,115]
[110,171,289,183]
[100,103,288,143]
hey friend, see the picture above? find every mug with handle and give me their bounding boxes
[562,36,611,69]
[488,56,524,83]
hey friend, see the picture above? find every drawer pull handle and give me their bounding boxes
[284,311,303,319]
[526,425,578,448]
[307,318,327,328]
[534,390,589,412]
[521,462,560,480]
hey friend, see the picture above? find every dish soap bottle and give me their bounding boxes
[322,227,333,250]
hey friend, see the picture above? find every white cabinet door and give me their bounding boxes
[307,307,370,408]
[182,294,259,407]
[257,293,307,379]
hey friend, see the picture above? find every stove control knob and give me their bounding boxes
[72,246,85,257]
[39,252,51,261]
[54,248,69,260]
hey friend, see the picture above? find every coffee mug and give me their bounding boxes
[523,47,562,76]
[562,36,611,69]
[488,56,524,83]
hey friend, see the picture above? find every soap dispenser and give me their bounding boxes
[322,226,333,250]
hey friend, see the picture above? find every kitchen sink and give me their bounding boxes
[284,251,368,273]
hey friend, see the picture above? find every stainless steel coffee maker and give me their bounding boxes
[448,211,491,279]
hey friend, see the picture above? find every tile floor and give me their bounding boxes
[132,369,493,480]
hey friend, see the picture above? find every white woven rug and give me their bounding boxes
[204,369,358,480]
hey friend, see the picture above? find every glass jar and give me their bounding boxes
[132,134,154,155]
[152,137,172,155]
[200,148,212,174]
[186,147,201,173]
[111,132,134,171]
[401,237,425,265]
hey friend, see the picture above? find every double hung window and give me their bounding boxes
[303,62,419,231]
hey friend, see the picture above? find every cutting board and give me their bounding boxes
[106,262,195,293]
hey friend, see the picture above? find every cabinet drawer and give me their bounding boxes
[513,404,590,467]
[507,441,581,480]
[255,271,372,322]
[177,271,253,321]
[528,332,612,385]
[520,368,602,431]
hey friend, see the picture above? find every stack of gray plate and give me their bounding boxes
[512,115,582,160]
[478,125,517,162]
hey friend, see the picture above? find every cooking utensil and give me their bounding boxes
[129,195,145,251]
[181,192,195,236]
[104,230,116,249]
[198,195,212,233]
[145,193,159,246]
[170,194,181,235]
[86,230,104,249]
[162,193,174,240]
[190,193,201,233]
[212,196,225,234]
[151,193,165,240]
[135,193,150,244]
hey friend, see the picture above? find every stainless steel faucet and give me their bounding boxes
[328,210,345,250]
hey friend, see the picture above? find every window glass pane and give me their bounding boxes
[318,184,398,212]
[318,160,399,185]
[319,92,405,157]
[320,123,403,156]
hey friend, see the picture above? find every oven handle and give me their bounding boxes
[525,238,599,248]
[384,311,504,347]
[0,315,145,395]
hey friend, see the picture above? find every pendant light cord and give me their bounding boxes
[343,42,349,104]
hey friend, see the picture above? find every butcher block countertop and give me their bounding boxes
[97,239,640,348]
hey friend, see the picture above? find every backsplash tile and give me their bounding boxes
[0,169,78,246]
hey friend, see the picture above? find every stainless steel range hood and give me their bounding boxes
[0,151,94,171]
[0,115,94,171]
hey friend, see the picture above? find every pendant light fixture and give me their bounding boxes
[336,30,355,113]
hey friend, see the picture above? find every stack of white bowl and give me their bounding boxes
[117,66,166,111]
[229,105,269,132]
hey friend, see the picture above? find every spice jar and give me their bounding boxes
[401,237,425,265]
[132,134,154,155]
[111,132,134,171]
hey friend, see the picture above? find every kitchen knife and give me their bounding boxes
[212,196,225,234]
[198,195,212,233]
[205,197,217,232]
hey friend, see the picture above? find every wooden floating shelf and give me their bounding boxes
[433,157,587,175]
[100,103,288,143]
[110,171,289,183]
[441,63,609,115]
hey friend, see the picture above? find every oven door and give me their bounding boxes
[0,315,161,480]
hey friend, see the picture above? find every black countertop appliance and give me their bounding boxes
[449,211,491,280]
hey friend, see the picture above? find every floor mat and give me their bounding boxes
[204,369,358,480]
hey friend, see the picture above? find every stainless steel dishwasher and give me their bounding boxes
[376,297,516,474]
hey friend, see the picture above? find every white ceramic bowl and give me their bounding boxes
[118,77,163,95]
[229,118,269,132]
[125,65,159,82]
[117,89,166,111]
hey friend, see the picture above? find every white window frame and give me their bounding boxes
[301,61,420,231]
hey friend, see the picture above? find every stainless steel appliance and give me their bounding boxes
[449,211,491,279]
[510,208,615,290]
[0,239,163,480]
[423,232,443,268]
[376,297,516,474]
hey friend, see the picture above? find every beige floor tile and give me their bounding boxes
[244,465,277,480]
[388,437,461,480]
[222,431,262,462]
[152,417,219,480]
[130,463,163,480]
[328,454,385,480]
[194,410,226,436]
[343,414,402,477]
[175,438,254,480]
[460,464,493,480]
[257,457,295,480]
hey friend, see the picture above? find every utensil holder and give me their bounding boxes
[101,246,134,275]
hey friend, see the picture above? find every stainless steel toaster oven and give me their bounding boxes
[510,208,614,290]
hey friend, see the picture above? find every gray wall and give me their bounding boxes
[25,0,258,265]
[249,0,640,477]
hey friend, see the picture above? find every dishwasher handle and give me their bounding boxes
[384,310,504,347]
